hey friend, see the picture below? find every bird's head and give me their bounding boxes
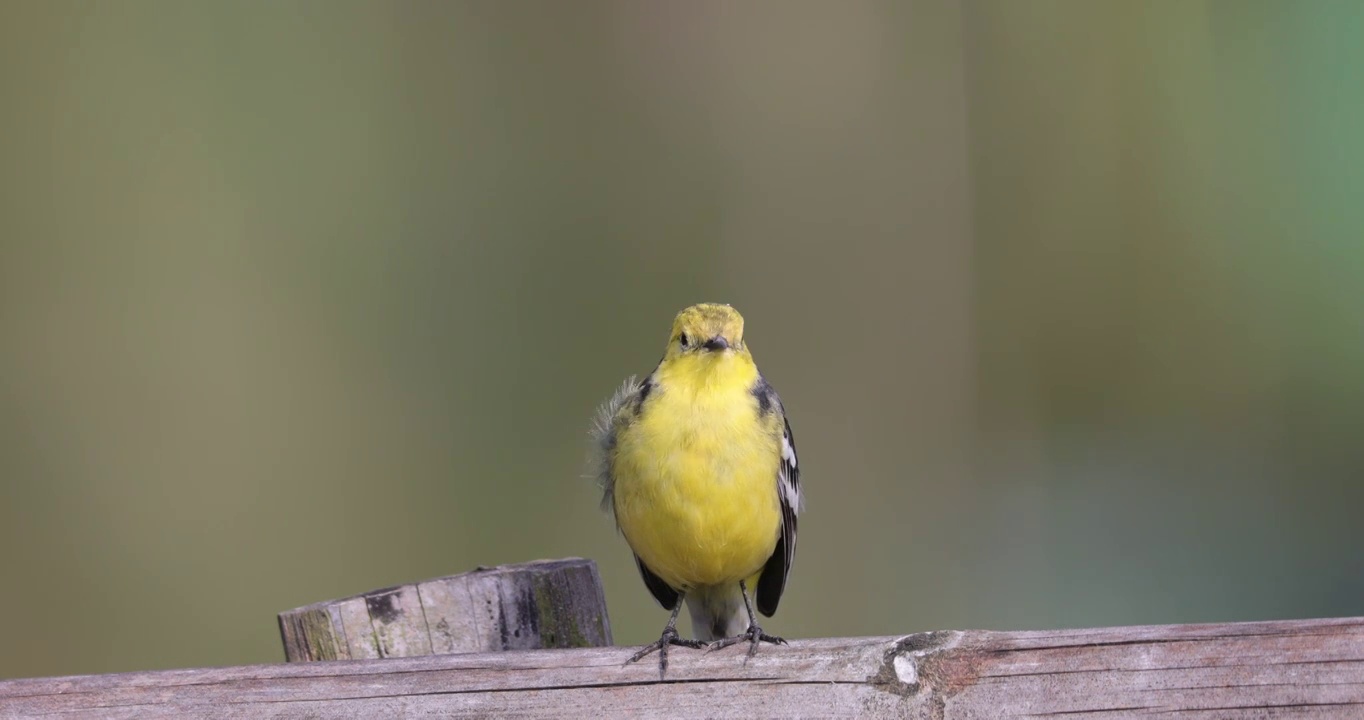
[664,303,747,361]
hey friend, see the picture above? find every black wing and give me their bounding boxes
[755,381,801,617]
[635,554,680,610]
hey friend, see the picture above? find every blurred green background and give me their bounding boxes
[2,0,1361,680]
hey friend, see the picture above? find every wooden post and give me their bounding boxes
[4,617,1362,718]
[277,557,612,662]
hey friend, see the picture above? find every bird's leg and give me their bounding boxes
[626,592,706,679]
[708,580,787,657]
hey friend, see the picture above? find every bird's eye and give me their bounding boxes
[679,333,690,348]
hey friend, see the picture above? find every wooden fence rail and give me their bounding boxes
[3,616,1361,718]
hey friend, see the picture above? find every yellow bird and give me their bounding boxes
[591,303,802,677]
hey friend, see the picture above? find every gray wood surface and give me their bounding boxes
[277,558,612,662]
[3,617,1361,718]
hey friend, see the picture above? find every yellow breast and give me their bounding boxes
[612,357,782,592]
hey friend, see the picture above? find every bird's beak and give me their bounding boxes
[702,336,730,352]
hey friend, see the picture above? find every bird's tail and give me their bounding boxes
[685,585,749,643]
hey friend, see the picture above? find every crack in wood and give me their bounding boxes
[983,656,1364,680]
[215,676,780,704]
[1030,706,1156,716]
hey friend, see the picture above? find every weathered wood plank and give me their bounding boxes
[277,558,612,662]
[3,617,1362,718]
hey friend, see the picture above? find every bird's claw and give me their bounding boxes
[708,624,786,658]
[626,626,705,679]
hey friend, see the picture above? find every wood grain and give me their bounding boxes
[4,617,1361,718]
[277,558,613,662]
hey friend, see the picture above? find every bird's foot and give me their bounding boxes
[708,624,787,658]
[626,626,706,679]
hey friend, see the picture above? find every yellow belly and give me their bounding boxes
[613,386,781,592]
